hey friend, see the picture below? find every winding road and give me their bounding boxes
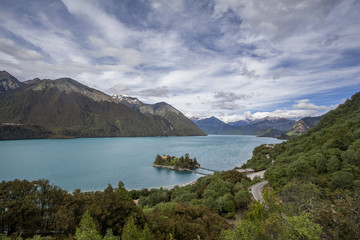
[251,180,268,203]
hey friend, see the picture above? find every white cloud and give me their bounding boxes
[217,99,339,122]
[293,99,330,110]
[138,86,170,97]
[0,38,43,61]
[0,0,359,121]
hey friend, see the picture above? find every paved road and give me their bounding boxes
[251,180,268,203]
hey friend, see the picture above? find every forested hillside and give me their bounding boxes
[0,170,252,240]
[223,92,360,239]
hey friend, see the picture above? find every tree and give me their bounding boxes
[103,229,119,240]
[141,224,155,240]
[286,157,311,179]
[0,234,11,240]
[88,183,144,236]
[282,214,322,240]
[219,219,260,240]
[327,156,342,172]
[121,217,141,240]
[330,171,354,190]
[314,153,327,173]
[217,194,236,214]
[0,179,38,234]
[75,211,102,240]
[154,154,163,165]
[235,190,252,209]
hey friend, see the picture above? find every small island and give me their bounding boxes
[151,153,200,171]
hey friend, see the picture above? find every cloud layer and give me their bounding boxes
[0,0,359,120]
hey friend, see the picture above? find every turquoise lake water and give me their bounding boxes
[0,135,282,191]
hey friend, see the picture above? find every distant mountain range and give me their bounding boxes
[229,116,296,132]
[192,116,295,137]
[0,71,205,139]
[192,115,321,138]
[190,116,243,135]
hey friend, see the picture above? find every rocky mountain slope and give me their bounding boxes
[0,70,24,92]
[285,116,323,137]
[0,71,204,139]
[113,95,204,136]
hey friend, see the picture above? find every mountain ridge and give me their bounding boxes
[0,70,25,92]
[0,71,204,139]
[113,95,205,136]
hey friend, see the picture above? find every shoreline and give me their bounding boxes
[152,180,198,190]
[150,164,196,172]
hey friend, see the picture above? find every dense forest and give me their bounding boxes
[1,92,360,240]
[0,170,253,240]
[153,154,200,170]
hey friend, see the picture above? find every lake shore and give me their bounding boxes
[151,164,193,172]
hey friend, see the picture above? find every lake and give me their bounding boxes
[0,135,282,191]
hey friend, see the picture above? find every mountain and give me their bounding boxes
[0,72,204,139]
[112,95,205,136]
[285,116,323,137]
[192,116,243,135]
[0,70,25,93]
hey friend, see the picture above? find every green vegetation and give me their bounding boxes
[256,128,285,138]
[153,153,200,169]
[241,144,284,171]
[133,170,256,239]
[0,169,255,240]
[0,124,54,140]
[264,92,360,190]
[226,91,360,239]
[220,191,322,240]
[0,180,143,239]
[136,170,252,218]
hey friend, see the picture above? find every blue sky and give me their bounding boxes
[0,0,360,121]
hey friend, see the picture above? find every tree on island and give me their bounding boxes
[154,154,163,165]
[153,153,200,170]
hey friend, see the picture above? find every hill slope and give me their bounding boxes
[234,92,360,239]
[266,93,360,188]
